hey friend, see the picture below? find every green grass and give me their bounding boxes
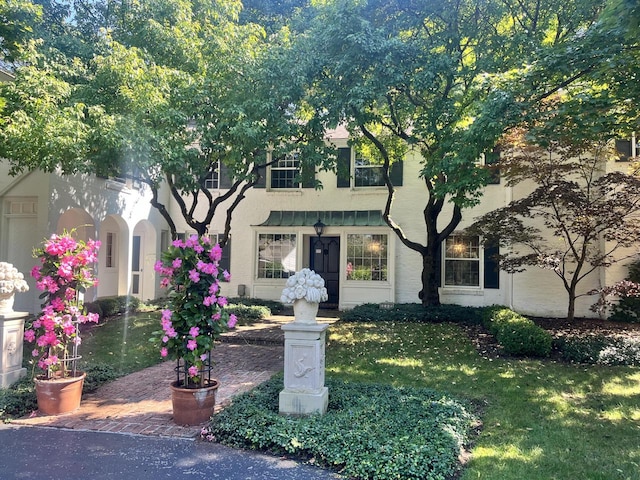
[77,311,163,375]
[326,321,640,480]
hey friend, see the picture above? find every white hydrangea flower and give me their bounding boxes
[280,268,329,304]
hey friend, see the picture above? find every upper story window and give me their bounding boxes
[204,160,233,189]
[476,148,500,184]
[270,153,301,189]
[615,133,638,161]
[337,147,403,188]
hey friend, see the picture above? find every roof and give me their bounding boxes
[255,210,386,227]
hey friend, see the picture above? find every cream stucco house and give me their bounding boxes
[3,126,636,319]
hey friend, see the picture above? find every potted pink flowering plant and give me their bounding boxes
[152,234,237,425]
[24,231,100,415]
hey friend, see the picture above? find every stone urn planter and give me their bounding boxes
[0,292,15,314]
[293,298,320,324]
[34,371,86,415]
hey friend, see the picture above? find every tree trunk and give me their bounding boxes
[567,289,576,321]
[419,243,441,306]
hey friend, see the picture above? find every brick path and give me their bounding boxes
[12,312,337,439]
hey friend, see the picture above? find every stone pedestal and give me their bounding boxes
[0,311,28,388]
[279,322,329,416]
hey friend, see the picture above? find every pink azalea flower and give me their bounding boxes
[210,244,222,262]
[188,365,199,377]
[172,258,182,269]
[189,326,200,337]
[217,296,228,307]
[187,339,197,351]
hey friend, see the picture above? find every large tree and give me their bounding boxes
[0,0,331,242]
[295,0,629,306]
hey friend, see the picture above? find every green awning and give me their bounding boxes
[256,210,386,227]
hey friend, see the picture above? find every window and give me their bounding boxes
[209,233,231,277]
[105,232,115,268]
[444,235,480,287]
[258,233,297,279]
[346,234,388,281]
[270,153,301,189]
[615,133,638,161]
[204,167,219,189]
[337,147,403,188]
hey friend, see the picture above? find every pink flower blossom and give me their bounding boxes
[189,327,200,337]
[160,347,168,358]
[228,314,238,329]
[188,365,199,377]
[172,258,182,269]
[189,269,200,283]
[24,329,35,342]
[203,295,216,307]
[223,270,231,281]
[187,339,197,351]
[200,353,208,361]
[31,265,41,280]
[217,296,228,307]
[209,283,219,294]
[210,244,222,262]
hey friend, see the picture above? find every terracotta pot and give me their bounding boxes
[34,371,86,415]
[293,299,319,324]
[170,379,219,426]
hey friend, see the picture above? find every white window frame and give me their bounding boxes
[353,152,385,188]
[105,232,116,269]
[257,233,297,279]
[269,152,301,190]
[204,160,221,190]
[443,234,481,288]
[345,233,389,282]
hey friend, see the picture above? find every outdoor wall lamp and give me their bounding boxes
[314,219,325,238]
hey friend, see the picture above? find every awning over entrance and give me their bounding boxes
[256,210,386,227]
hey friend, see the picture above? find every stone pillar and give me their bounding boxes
[0,311,28,388]
[279,321,329,416]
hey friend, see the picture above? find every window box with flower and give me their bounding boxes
[23,231,100,415]
[152,234,237,425]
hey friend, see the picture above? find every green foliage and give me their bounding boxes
[0,377,37,421]
[85,295,141,318]
[482,307,552,357]
[225,297,284,314]
[81,363,119,393]
[556,335,640,366]
[208,375,476,480]
[608,261,640,323]
[340,303,483,325]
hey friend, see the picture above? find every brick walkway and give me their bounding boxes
[12,312,337,439]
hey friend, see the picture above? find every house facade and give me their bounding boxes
[1,128,636,318]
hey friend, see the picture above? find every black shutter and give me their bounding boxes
[389,160,403,186]
[337,147,351,188]
[219,163,233,188]
[483,243,500,289]
[615,139,632,161]
[301,162,316,189]
[253,165,266,188]
[220,237,231,279]
[485,149,500,184]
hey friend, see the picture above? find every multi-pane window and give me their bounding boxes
[444,234,480,287]
[105,232,115,268]
[270,153,300,189]
[346,234,388,281]
[354,155,385,187]
[204,167,219,189]
[258,233,297,278]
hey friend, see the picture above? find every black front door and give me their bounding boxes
[310,236,339,307]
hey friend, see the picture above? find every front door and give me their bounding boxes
[310,236,339,307]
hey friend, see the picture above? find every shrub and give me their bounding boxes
[0,377,37,420]
[608,261,640,323]
[340,303,483,324]
[225,297,284,315]
[557,335,640,366]
[482,306,552,357]
[85,295,141,318]
[81,363,119,393]
[207,375,476,480]
[225,303,271,323]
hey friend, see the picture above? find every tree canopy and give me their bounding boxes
[291,0,634,305]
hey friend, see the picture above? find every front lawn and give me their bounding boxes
[210,320,640,480]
